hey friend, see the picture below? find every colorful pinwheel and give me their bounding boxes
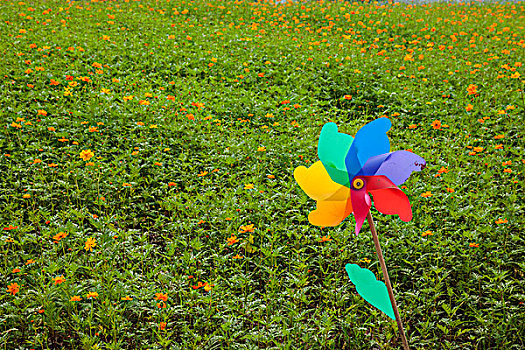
[294,118,425,235]
[294,118,425,350]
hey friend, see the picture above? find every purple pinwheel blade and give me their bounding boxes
[345,118,391,180]
[368,150,426,186]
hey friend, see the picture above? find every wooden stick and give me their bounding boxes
[366,211,410,350]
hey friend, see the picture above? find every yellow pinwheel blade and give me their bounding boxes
[294,161,350,202]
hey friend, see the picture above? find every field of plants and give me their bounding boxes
[0,0,524,348]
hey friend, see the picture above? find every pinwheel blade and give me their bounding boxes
[308,197,353,227]
[370,187,413,222]
[345,118,391,180]
[318,122,354,187]
[361,150,426,186]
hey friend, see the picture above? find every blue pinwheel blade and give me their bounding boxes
[345,118,391,180]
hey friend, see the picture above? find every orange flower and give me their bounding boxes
[37,110,47,116]
[70,295,82,302]
[421,191,432,198]
[52,275,66,285]
[227,235,239,246]
[155,292,168,301]
[159,322,167,330]
[7,283,20,295]
[469,243,479,248]
[53,231,68,242]
[232,254,243,259]
[431,120,441,129]
[79,149,94,161]
[84,237,96,252]
[446,188,455,193]
[467,84,478,95]
[12,268,21,273]
[343,95,352,100]
[422,230,434,237]
[121,296,133,301]
[86,291,99,298]
[465,104,473,111]
[319,235,332,242]
[495,218,508,224]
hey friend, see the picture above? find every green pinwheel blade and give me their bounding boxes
[345,263,395,320]
[318,123,353,187]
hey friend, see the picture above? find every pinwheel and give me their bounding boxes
[294,118,425,350]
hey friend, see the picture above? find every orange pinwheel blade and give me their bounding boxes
[308,197,353,227]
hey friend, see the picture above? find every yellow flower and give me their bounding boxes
[86,291,99,298]
[79,149,94,161]
[23,194,31,199]
[257,146,266,152]
[244,184,254,190]
[84,237,96,252]
[239,224,255,233]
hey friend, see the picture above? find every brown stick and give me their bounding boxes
[366,211,410,350]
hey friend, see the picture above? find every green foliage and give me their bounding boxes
[0,0,524,348]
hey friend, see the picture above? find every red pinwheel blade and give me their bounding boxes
[369,188,413,222]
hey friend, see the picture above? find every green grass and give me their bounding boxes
[0,0,524,348]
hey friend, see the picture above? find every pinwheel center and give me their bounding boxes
[352,177,365,190]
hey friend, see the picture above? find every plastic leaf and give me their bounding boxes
[345,263,395,320]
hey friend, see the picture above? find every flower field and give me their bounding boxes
[1,0,524,348]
